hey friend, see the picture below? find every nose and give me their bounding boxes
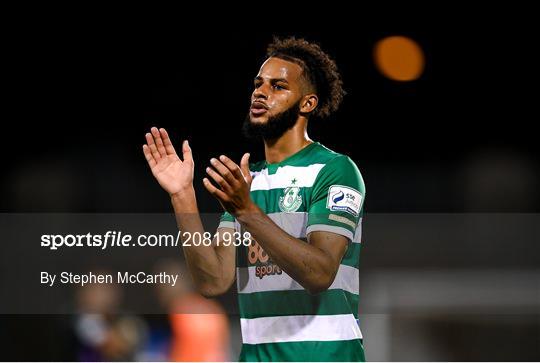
[252,84,268,101]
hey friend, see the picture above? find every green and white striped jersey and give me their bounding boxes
[219,142,366,362]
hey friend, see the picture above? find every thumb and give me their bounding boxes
[182,140,193,163]
[240,153,251,182]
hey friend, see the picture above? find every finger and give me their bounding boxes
[151,127,167,157]
[142,144,157,167]
[203,178,229,201]
[240,153,252,182]
[145,132,161,160]
[182,140,193,163]
[218,155,244,180]
[206,166,233,193]
[211,158,238,186]
[159,128,177,156]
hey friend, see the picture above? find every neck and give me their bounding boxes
[263,117,313,164]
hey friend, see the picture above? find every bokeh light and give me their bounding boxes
[374,36,425,81]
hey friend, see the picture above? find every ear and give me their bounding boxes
[300,94,318,114]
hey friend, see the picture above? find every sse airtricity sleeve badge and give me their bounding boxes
[326,185,362,217]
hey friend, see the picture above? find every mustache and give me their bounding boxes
[251,100,269,110]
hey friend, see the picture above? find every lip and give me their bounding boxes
[250,107,268,116]
[250,101,269,116]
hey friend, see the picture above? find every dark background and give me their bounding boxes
[3,6,538,214]
[1,5,539,361]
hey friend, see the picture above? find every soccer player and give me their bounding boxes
[143,37,366,362]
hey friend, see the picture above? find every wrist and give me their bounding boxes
[170,186,195,199]
[170,187,197,212]
[235,202,261,224]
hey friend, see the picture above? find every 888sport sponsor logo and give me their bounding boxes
[247,239,283,279]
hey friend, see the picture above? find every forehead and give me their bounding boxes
[256,57,304,82]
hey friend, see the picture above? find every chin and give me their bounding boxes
[249,115,269,124]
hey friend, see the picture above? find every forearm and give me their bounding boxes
[237,205,338,293]
[171,188,227,295]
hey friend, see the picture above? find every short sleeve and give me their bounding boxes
[218,211,235,230]
[306,155,365,241]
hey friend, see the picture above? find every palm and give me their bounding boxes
[143,127,194,195]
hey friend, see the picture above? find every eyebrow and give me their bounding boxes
[254,76,289,83]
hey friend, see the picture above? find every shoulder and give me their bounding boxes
[312,144,365,193]
[315,143,362,176]
[306,142,343,164]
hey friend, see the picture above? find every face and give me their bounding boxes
[248,57,306,124]
[244,57,315,140]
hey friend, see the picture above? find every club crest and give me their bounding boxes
[279,178,302,212]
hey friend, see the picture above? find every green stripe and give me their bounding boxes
[219,211,234,223]
[249,160,267,173]
[342,241,361,268]
[239,339,365,362]
[237,241,360,268]
[238,289,359,319]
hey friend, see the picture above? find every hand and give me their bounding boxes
[142,127,194,196]
[203,154,256,216]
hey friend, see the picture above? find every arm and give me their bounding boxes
[238,206,348,294]
[203,155,348,294]
[143,127,235,297]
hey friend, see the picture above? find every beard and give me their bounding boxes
[242,100,301,141]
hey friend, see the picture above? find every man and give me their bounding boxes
[143,37,366,361]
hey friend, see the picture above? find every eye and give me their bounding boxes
[273,84,285,90]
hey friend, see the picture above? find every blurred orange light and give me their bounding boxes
[374,36,425,81]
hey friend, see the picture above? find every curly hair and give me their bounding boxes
[266,37,345,119]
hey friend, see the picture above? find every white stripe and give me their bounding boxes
[353,218,362,243]
[267,213,362,243]
[306,219,363,243]
[222,213,309,236]
[224,215,362,243]
[237,264,359,295]
[240,314,362,344]
[250,164,326,191]
[267,212,308,238]
[218,221,235,230]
